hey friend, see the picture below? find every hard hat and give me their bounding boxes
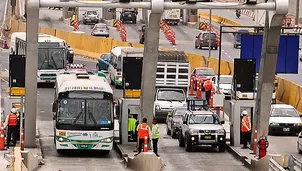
[242,110,248,115]
[10,108,17,114]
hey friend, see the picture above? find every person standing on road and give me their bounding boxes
[151,118,160,157]
[134,117,150,156]
[241,110,251,149]
[4,108,19,149]
[204,78,213,105]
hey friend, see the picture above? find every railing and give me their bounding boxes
[269,155,302,171]
[269,157,286,171]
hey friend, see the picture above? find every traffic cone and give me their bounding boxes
[143,136,148,152]
[0,122,5,150]
[20,128,24,150]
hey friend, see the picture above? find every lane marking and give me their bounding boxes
[1,78,8,84]
[4,69,8,72]
[228,55,232,59]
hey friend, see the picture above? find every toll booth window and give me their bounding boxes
[270,108,299,117]
[157,90,185,101]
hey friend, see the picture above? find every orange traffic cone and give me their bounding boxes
[143,136,148,152]
[0,122,5,150]
[20,128,24,150]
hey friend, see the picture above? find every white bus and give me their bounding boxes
[52,74,114,154]
[11,32,69,83]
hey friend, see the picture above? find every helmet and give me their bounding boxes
[241,110,248,115]
[10,108,17,114]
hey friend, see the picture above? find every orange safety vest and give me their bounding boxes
[138,123,149,139]
[204,80,213,92]
[241,116,251,133]
[8,114,17,126]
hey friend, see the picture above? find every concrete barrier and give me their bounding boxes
[127,152,164,171]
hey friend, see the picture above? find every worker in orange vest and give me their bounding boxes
[241,110,251,149]
[204,78,213,105]
[134,117,150,156]
[4,108,19,149]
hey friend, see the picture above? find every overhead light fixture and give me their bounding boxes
[246,0,257,4]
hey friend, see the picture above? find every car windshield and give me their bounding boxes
[58,99,112,125]
[196,69,215,76]
[123,8,136,13]
[102,54,111,61]
[38,48,65,70]
[202,33,216,39]
[87,11,97,15]
[96,25,107,29]
[157,90,185,101]
[65,69,88,74]
[220,77,232,84]
[270,108,299,117]
[189,114,220,124]
[174,108,186,117]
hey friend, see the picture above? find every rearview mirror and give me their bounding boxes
[220,120,225,124]
[52,101,57,112]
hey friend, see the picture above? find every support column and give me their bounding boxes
[182,9,188,25]
[62,7,69,19]
[296,0,300,25]
[140,0,163,126]
[25,0,39,148]
[252,3,287,156]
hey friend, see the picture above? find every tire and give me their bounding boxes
[83,20,86,25]
[57,149,64,154]
[139,39,143,44]
[300,58,302,62]
[218,143,226,152]
[214,46,218,50]
[185,134,192,152]
[133,20,136,24]
[198,44,202,49]
[233,44,236,48]
[171,129,177,138]
[166,125,171,135]
[178,130,185,147]
[212,144,218,148]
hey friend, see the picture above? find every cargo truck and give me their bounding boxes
[162,9,181,25]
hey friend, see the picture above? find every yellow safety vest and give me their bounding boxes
[152,124,160,139]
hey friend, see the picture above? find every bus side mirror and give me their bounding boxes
[52,101,57,113]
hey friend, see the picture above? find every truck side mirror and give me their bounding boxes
[52,101,57,113]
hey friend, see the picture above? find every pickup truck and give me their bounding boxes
[178,110,226,152]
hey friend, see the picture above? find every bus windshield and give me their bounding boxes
[38,48,65,70]
[57,99,112,126]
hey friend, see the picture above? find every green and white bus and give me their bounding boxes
[52,74,114,154]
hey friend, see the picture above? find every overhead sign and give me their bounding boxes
[65,86,105,91]
[240,34,299,74]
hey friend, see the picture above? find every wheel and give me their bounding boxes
[233,44,236,48]
[83,20,86,25]
[185,134,192,152]
[178,130,185,147]
[139,39,143,44]
[166,125,171,135]
[214,46,218,50]
[300,58,302,62]
[133,20,136,24]
[171,128,177,138]
[198,44,202,49]
[212,144,218,148]
[57,149,64,154]
[218,143,226,152]
[195,44,198,49]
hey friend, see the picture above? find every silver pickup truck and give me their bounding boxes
[178,110,226,152]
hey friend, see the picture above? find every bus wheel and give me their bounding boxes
[102,150,110,155]
[57,149,64,154]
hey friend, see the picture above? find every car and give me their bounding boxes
[178,110,226,152]
[139,24,146,44]
[96,53,111,71]
[233,29,249,49]
[166,107,187,138]
[195,31,218,50]
[120,8,137,24]
[297,131,302,153]
[212,75,232,98]
[190,67,216,90]
[269,104,302,135]
[91,23,109,37]
[82,10,99,24]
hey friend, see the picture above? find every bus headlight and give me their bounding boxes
[155,104,160,111]
[101,137,113,143]
[56,136,70,142]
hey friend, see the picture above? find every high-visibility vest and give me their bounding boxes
[204,80,213,91]
[152,124,160,139]
[128,117,137,132]
[241,116,251,133]
[138,123,149,139]
[8,114,17,126]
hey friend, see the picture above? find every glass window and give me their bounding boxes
[157,89,185,101]
[270,108,299,117]
[189,114,220,124]
[220,77,232,84]
[38,48,65,70]
[87,11,97,15]
[202,33,216,39]
[86,100,111,125]
[58,99,85,124]
[196,69,215,76]
[174,108,186,117]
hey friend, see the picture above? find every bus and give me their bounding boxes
[52,74,114,154]
[11,32,70,83]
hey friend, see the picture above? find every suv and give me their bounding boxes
[178,110,226,152]
[120,8,138,24]
[195,32,218,50]
[82,10,99,24]
[139,24,145,44]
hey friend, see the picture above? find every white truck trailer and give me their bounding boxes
[162,9,181,25]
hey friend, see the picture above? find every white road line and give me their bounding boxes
[172,45,177,50]
[4,69,8,72]
[1,78,8,84]
[228,55,232,59]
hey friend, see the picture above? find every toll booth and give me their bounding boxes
[229,100,255,147]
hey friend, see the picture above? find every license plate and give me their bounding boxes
[204,136,211,139]
[80,144,88,148]
[283,128,290,131]
[242,94,247,97]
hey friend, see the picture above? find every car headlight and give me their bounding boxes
[189,129,199,135]
[270,122,279,126]
[216,129,226,134]
[56,136,70,142]
[294,123,302,126]
[100,137,113,143]
[155,104,160,111]
[118,77,122,81]
[173,122,180,126]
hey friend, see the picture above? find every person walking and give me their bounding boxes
[151,118,160,157]
[4,108,19,149]
[241,110,251,149]
[204,78,213,105]
[135,117,150,156]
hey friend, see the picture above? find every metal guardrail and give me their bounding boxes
[269,155,302,171]
[269,157,286,171]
